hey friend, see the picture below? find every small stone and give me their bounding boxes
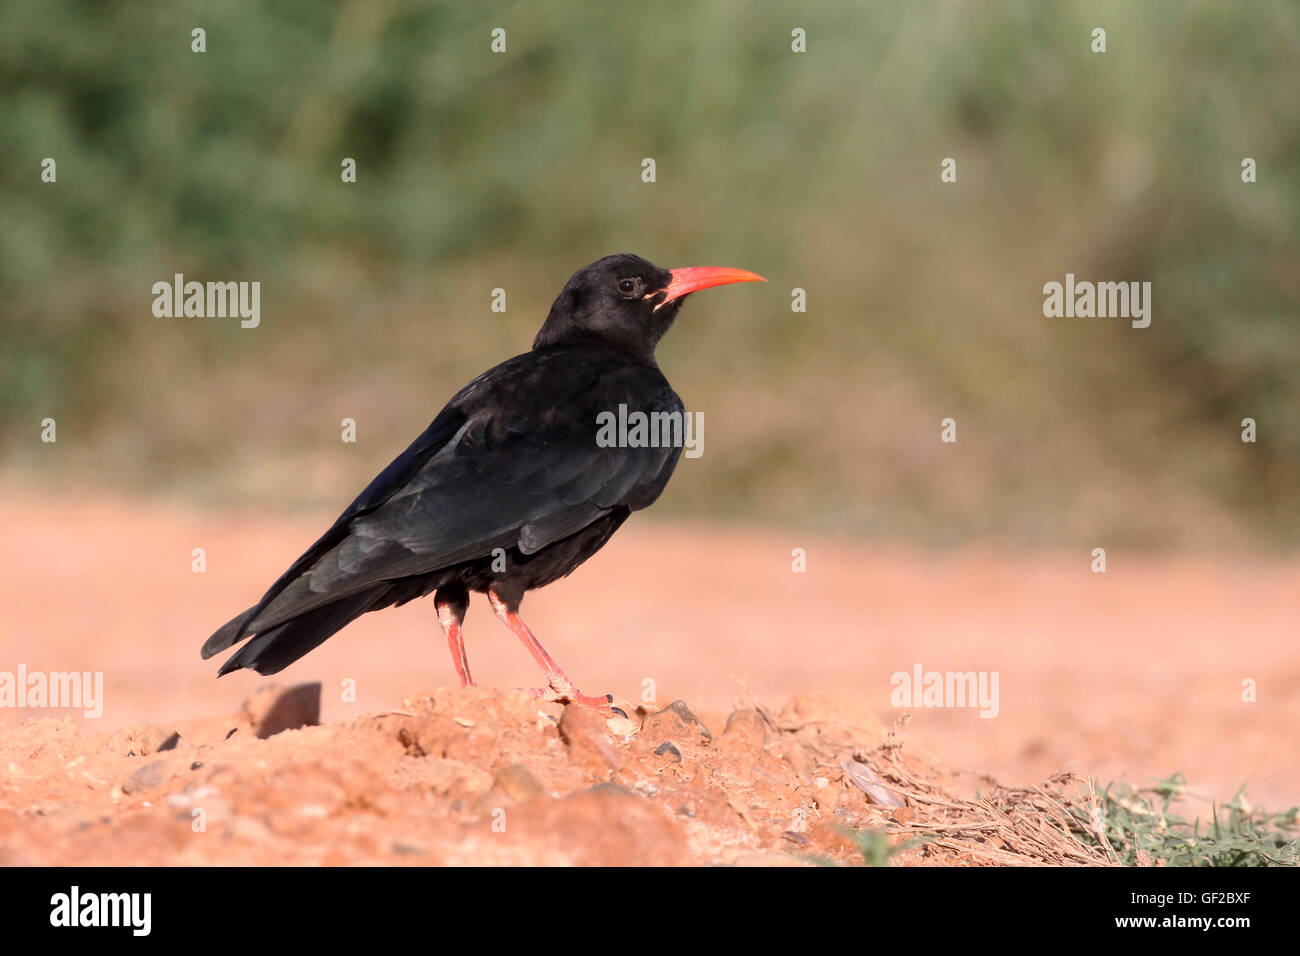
[720,709,766,752]
[605,717,639,737]
[640,700,712,748]
[122,759,173,795]
[559,705,621,773]
[138,728,181,755]
[241,683,322,739]
[654,741,683,762]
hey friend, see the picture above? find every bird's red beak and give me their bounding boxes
[656,266,767,310]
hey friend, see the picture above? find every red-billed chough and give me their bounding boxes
[201,254,764,709]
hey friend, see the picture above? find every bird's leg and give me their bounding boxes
[487,588,614,710]
[435,588,472,688]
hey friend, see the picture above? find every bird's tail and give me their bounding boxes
[201,606,258,660]
[204,586,393,676]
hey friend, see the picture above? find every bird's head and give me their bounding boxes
[533,253,766,357]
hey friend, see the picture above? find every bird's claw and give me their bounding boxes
[530,684,623,716]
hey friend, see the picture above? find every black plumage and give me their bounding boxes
[202,253,764,706]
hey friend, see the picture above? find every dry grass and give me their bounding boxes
[742,685,1296,867]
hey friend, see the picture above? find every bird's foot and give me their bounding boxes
[530,683,627,718]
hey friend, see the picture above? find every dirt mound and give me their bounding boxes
[0,685,1115,866]
[4,491,1299,815]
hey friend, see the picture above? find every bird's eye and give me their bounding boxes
[616,278,640,297]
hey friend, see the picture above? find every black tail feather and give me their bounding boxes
[201,606,259,660]
[214,586,393,676]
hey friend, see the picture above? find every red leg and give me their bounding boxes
[435,592,473,688]
[487,589,613,709]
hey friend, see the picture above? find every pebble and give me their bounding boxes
[641,700,713,745]
[241,682,322,739]
[121,759,173,795]
[654,741,683,762]
[558,705,621,772]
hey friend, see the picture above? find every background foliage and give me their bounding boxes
[2,0,1296,547]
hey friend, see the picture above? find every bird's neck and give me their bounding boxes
[531,325,659,366]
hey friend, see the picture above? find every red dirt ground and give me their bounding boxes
[1,492,1296,864]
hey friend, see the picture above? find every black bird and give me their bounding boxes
[202,254,764,708]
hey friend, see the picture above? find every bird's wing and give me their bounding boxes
[211,356,683,648]
[200,405,469,659]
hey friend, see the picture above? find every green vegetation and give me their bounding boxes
[839,825,928,867]
[3,1,1296,546]
[1075,774,1300,866]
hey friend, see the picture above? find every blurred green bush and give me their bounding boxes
[2,0,1296,547]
